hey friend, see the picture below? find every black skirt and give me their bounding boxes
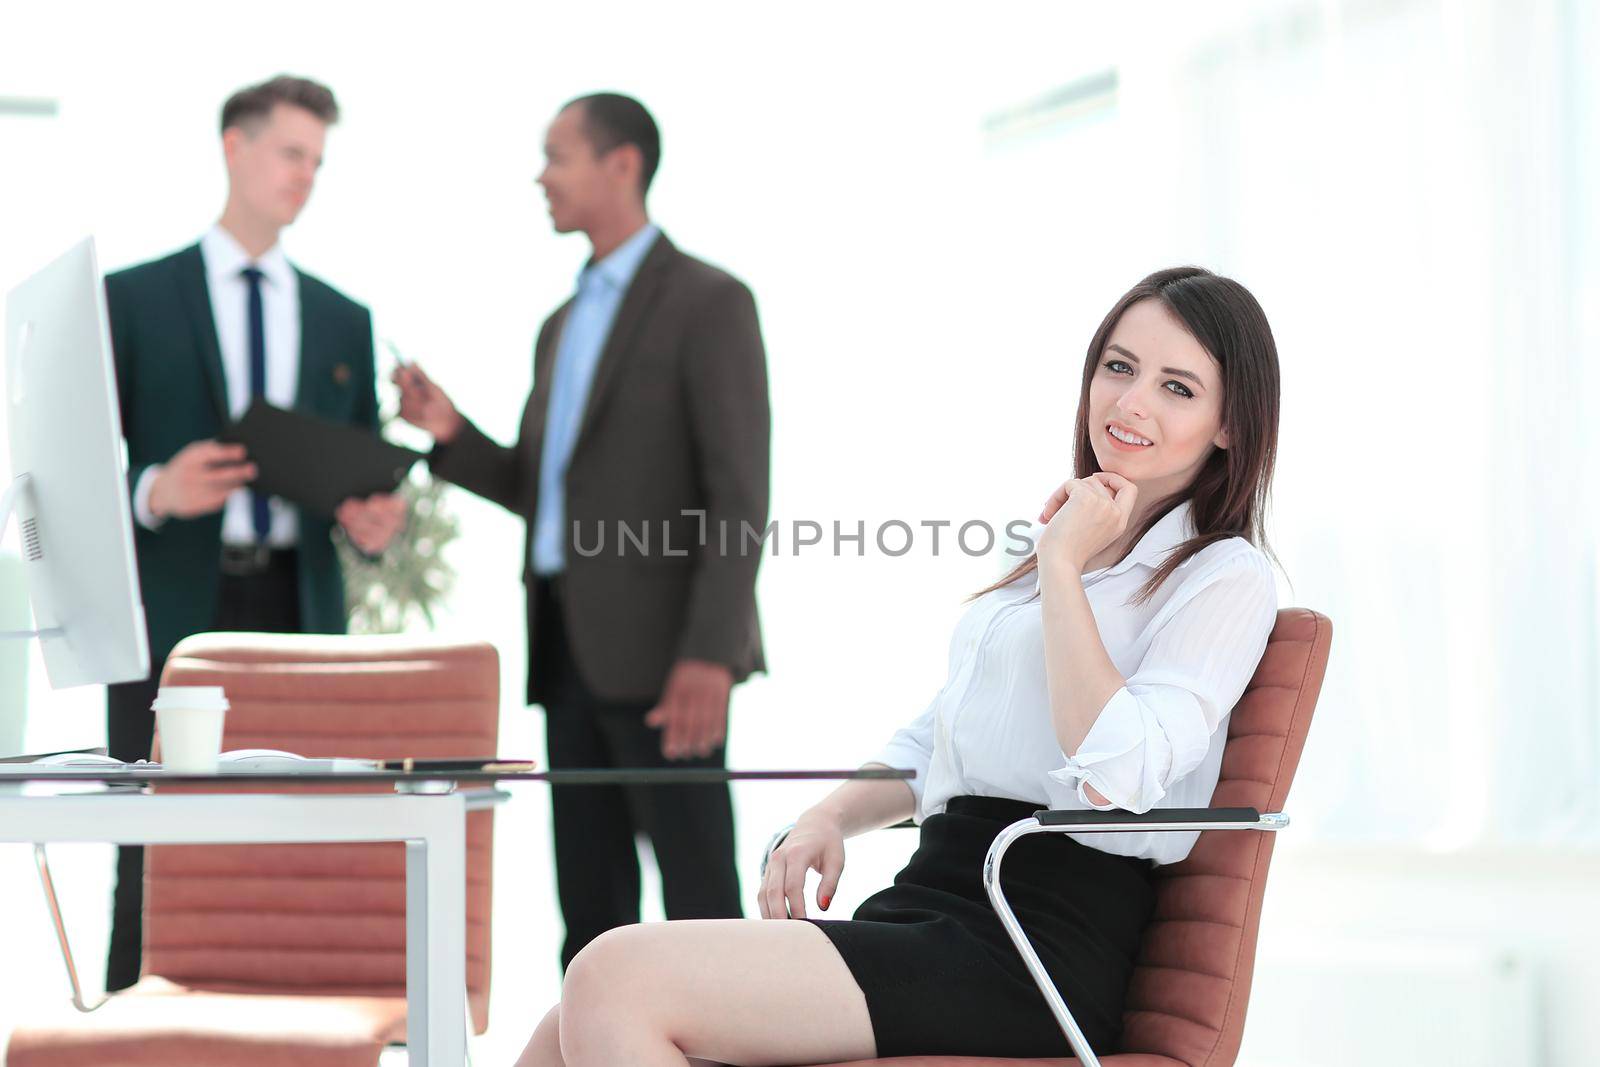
[808,795,1155,1059]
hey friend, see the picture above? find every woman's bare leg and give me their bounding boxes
[514,918,877,1067]
[512,1005,723,1067]
[517,1005,563,1066]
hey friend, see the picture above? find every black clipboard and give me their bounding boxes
[221,401,422,517]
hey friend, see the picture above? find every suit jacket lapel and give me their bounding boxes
[173,245,229,423]
[524,302,569,450]
[293,269,325,413]
[571,233,675,454]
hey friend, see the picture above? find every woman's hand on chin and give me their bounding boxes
[1036,471,1139,575]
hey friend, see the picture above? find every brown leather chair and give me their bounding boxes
[7,634,502,1067]
[801,607,1332,1067]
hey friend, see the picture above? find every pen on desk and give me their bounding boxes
[377,758,540,773]
[329,758,381,773]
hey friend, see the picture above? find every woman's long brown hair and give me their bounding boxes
[972,266,1280,604]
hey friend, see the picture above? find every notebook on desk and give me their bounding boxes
[4,748,380,773]
[0,747,109,764]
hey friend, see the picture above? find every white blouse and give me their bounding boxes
[871,501,1278,865]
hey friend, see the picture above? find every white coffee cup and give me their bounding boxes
[152,686,229,773]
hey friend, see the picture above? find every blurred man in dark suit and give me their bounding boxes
[103,74,406,990]
[396,93,769,969]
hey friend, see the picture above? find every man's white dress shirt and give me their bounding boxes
[134,225,301,547]
[872,501,1278,865]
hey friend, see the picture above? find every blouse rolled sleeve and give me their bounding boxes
[1047,551,1278,814]
[868,690,940,817]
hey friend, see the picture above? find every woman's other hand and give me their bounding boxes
[759,811,847,920]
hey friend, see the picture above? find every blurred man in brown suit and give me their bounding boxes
[395,93,769,969]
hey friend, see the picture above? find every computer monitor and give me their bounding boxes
[2,237,149,689]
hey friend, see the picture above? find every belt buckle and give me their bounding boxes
[220,544,271,576]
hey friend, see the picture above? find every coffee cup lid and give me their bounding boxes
[152,686,229,711]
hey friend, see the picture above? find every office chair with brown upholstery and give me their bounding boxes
[794,607,1332,1067]
[8,633,501,1067]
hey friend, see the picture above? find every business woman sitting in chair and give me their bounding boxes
[514,266,1283,1067]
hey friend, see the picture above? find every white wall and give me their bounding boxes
[1243,842,1600,1065]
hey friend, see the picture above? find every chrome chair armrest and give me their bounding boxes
[984,807,1289,1067]
[1033,805,1286,831]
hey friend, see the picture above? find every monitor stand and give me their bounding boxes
[0,473,63,640]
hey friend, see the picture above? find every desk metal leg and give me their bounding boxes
[406,800,467,1067]
[3,793,475,1065]
[33,845,108,1013]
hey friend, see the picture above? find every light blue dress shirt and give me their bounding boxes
[531,222,661,575]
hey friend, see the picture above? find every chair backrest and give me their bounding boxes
[1116,608,1332,1067]
[146,634,500,1033]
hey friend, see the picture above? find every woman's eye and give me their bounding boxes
[1103,359,1131,374]
[1165,381,1194,398]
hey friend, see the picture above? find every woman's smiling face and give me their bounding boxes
[1087,297,1229,497]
